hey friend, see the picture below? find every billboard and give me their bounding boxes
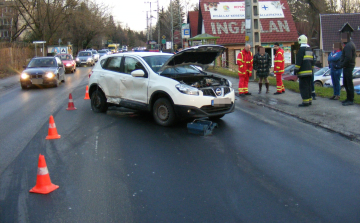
[204,1,285,20]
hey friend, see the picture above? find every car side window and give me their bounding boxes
[124,57,146,76]
[103,57,122,72]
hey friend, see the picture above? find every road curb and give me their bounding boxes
[236,93,360,143]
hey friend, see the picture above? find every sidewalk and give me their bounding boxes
[212,72,360,142]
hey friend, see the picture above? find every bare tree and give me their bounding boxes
[339,0,360,13]
[13,0,79,43]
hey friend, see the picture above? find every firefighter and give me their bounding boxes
[273,42,285,94]
[294,35,315,107]
[237,44,253,96]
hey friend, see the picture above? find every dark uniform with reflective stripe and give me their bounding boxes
[295,46,314,105]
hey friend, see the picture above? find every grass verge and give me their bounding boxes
[207,66,360,104]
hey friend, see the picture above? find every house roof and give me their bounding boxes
[199,0,298,45]
[320,13,360,52]
[187,11,199,38]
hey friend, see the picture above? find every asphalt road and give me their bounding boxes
[1,67,360,222]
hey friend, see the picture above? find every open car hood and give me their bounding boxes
[158,45,225,73]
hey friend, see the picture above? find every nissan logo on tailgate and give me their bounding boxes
[215,88,222,96]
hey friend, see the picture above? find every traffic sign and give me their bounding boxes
[162,35,166,39]
[245,36,249,41]
[161,39,166,44]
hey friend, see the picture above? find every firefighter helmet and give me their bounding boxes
[298,35,308,44]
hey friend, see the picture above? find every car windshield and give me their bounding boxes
[28,58,57,67]
[92,51,97,54]
[98,50,106,53]
[142,55,201,76]
[314,67,329,76]
[57,54,72,60]
[78,52,91,57]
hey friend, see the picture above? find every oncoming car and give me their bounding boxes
[88,45,235,126]
[76,51,94,67]
[56,53,76,73]
[20,57,65,89]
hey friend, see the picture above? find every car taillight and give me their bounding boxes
[89,71,93,78]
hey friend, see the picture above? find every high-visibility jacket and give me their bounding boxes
[274,48,285,75]
[295,46,314,77]
[237,49,253,76]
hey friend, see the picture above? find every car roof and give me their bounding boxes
[119,52,173,57]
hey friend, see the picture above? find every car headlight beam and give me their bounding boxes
[21,73,30,79]
[175,84,199,96]
[45,72,55,78]
[76,58,80,61]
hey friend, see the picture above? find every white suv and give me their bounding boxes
[88,45,235,126]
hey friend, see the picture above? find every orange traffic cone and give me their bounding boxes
[29,154,59,194]
[45,115,61,140]
[66,93,77,110]
[84,85,90,100]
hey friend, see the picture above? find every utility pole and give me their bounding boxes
[245,0,261,80]
[146,11,149,41]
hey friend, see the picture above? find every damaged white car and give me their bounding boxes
[88,45,235,126]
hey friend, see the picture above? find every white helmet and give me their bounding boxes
[298,35,308,44]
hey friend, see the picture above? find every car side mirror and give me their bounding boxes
[131,69,145,77]
[23,65,27,69]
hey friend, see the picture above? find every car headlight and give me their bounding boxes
[45,72,55,78]
[21,73,30,79]
[76,58,79,61]
[175,84,199,96]
[87,58,92,62]
[66,63,72,67]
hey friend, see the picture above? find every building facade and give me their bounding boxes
[188,0,298,71]
[0,0,15,41]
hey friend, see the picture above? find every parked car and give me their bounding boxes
[56,53,76,73]
[88,45,235,126]
[20,57,65,89]
[355,85,360,95]
[282,66,321,81]
[270,64,294,77]
[313,67,331,87]
[76,51,94,67]
[324,67,360,89]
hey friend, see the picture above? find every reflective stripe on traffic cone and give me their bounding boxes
[45,115,61,140]
[84,85,90,100]
[66,93,77,110]
[29,154,59,194]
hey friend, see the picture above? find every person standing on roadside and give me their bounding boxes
[273,42,285,94]
[294,35,315,107]
[237,44,253,96]
[253,46,271,93]
[340,35,357,106]
[328,42,343,100]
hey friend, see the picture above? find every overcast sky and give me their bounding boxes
[96,0,199,32]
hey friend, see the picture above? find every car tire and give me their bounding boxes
[153,98,176,127]
[314,81,322,87]
[21,85,28,90]
[209,114,225,120]
[91,90,108,113]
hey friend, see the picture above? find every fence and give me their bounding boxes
[0,42,35,77]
